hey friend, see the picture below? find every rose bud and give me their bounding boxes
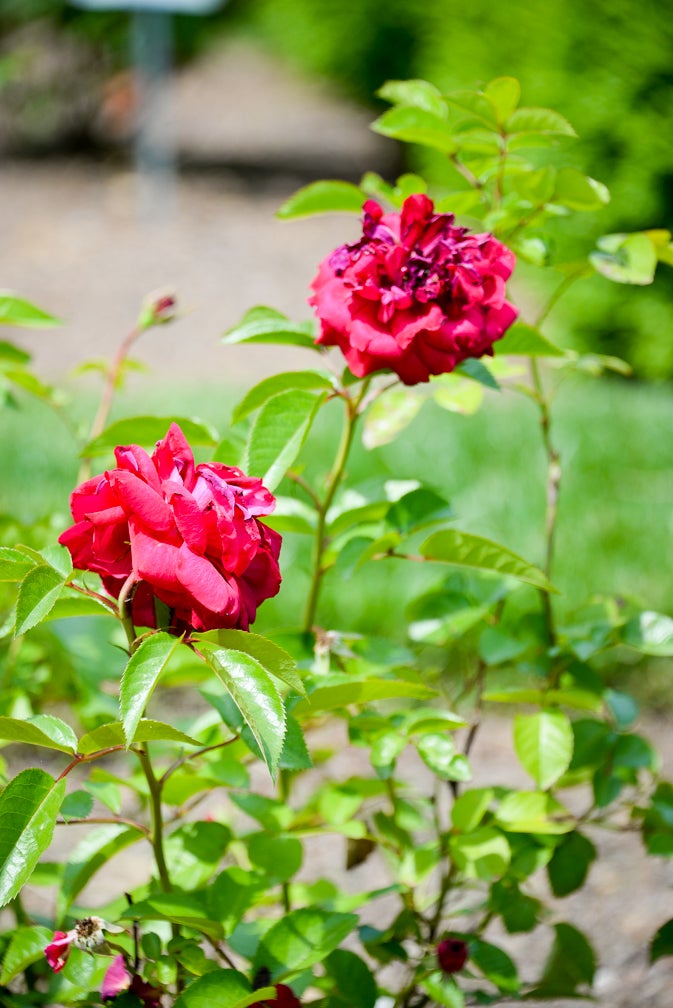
[437,937,469,974]
[310,194,517,386]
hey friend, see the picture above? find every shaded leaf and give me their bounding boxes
[0,768,66,906]
[0,925,54,983]
[253,908,358,977]
[120,633,184,746]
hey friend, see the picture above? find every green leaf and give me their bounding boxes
[495,791,574,834]
[505,107,576,137]
[0,547,35,582]
[0,292,61,328]
[277,180,365,219]
[0,339,31,364]
[552,167,610,211]
[484,77,521,123]
[533,922,595,997]
[650,919,673,963]
[199,643,286,779]
[590,232,658,285]
[58,823,144,916]
[469,938,519,993]
[416,733,457,780]
[449,827,510,880]
[223,306,317,348]
[83,416,218,457]
[247,833,303,884]
[514,711,574,789]
[362,387,423,449]
[420,973,465,1008]
[120,632,184,746]
[196,629,305,696]
[377,78,447,118]
[78,718,201,755]
[293,678,434,716]
[385,487,454,534]
[253,908,359,977]
[0,714,77,753]
[455,357,500,390]
[174,969,268,1008]
[622,611,673,655]
[325,949,378,1008]
[232,370,333,424]
[495,321,564,357]
[0,925,54,983]
[419,529,555,591]
[279,715,312,771]
[123,893,224,942]
[451,788,494,833]
[60,790,95,822]
[371,106,458,153]
[245,389,326,491]
[548,831,596,896]
[0,768,66,906]
[444,89,498,129]
[15,564,66,635]
[165,821,233,888]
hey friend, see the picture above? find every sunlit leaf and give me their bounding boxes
[514,711,574,789]
[420,529,554,591]
[83,416,218,457]
[277,180,365,219]
[120,633,185,746]
[232,370,333,424]
[245,389,326,491]
[15,564,66,635]
[371,106,458,153]
[0,769,66,906]
[0,292,61,328]
[222,306,317,349]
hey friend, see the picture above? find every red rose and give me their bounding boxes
[309,194,517,385]
[437,937,469,974]
[59,423,281,634]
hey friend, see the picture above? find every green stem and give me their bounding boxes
[302,381,370,633]
[136,746,173,896]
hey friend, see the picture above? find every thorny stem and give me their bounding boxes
[303,379,371,633]
[78,323,144,483]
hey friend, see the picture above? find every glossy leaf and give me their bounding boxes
[222,306,317,348]
[119,632,184,746]
[0,714,77,753]
[277,180,365,219]
[0,768,66,906]
[0,292,61,328]
[199,642,286,778]
[371,106,458,153]
[0,925,54,983]
[247,832,303,884]
[165,821,233,889]
[451,788,494,833]
[245,389,326,491]
[197,629,305,696]
[495,791,574,834]
[469,939,519,994]
[232,370,333,424]
[253,907,359,977]
[83,416,218,456]
[514,711,574,788]
[420,529,554,591]
[15,564,66,635]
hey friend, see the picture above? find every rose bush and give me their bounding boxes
[309,193,517,384]
[58,422,282,634]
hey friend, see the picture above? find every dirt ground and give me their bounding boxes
[2,39,673,1007]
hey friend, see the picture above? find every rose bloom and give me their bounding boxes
[309,194,517,385]
[59,423,281,634]
[437,936,469,974]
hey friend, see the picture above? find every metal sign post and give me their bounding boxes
[70,0,225,218]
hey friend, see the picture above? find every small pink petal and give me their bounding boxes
[101,954,131,1000]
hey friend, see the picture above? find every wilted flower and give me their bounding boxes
[437,936,469,974]
[309,194,517,385]
[59,423,282,634]
[44,916,120,973]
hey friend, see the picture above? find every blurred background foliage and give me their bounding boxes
[0,0,671,379]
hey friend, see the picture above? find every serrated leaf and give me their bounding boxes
[378,78,447,118]
[506,107,576,137]
[419,529,554,591]
[514,711,574,789]
[371,106,458,153]
[83,416,217,457]
[244,389,326,491]
[222,306,317,348]
[0,714,77,753]
[77,718,201,755]
[119,633,184,746]
[0,925,53,983]
[0,546,35,582]
[253,908,358,977]
[196,629,305,696]
[293,678,434,716]
[496,321,565,357]
[174,969,269,1008]
[484,77,521,123]
[0,292,61,328]
[277,180,365,219]
[199,643,286,779]
[58,823,144,916]
[15,564,66,635]
[232,370,333,424]
[0,768,66,906]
